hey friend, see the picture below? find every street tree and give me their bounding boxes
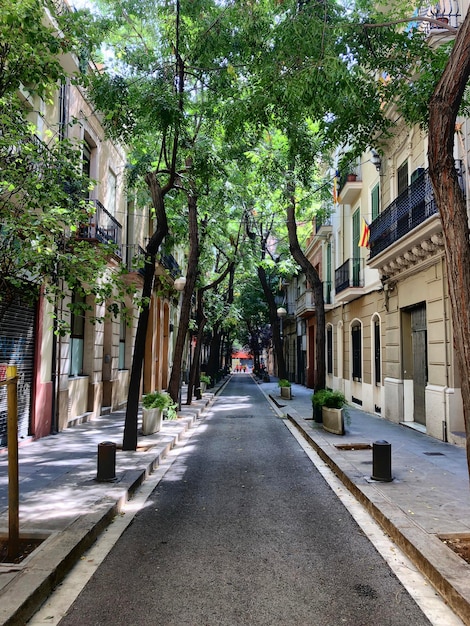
[90,0,271,448]
[221,1,448,390]
[428,10,470,475]
[0,0,129,323]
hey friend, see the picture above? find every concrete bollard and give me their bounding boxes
[97,441,116,482]
[371,440,393,482]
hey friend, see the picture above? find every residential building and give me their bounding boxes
[301,0,469,446]
[0,2,183,447]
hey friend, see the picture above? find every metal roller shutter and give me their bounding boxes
[0,298,36,447]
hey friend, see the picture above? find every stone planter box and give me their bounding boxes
[280,386,291,400]
[142,407,163,435]
[200,382,207,394]
[322,407,345,435]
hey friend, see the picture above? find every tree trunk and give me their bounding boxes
[167,188,199,403]
[206,323,222,382]
[286,196,326,391]
[123,174,168,450]
[428,10,470,477]
[257,264,287,380]
[187,290,207,403]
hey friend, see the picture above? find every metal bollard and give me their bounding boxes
[97,441,116,482]
[371,440,393,482]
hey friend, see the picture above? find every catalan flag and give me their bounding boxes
[359,218,370,248]
[333,170,340,204]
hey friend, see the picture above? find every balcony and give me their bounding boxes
[369,169,437,261]
[157,252,181,279]
[124,244,146,274]
[335,258,364,302]
[416,1,460,37]
[295,283,333,317]
[296,290,315,318]
[338,172,362,205]
[315,214,332,238]
[78,199,122,257]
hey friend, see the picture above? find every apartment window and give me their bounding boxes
[82,141,91,180]
[352,209,361,286]
[371,183,380,220]
[69,292,85,377]
[352,323,362,382]
[58,81,69,140]
[327,326,333,374]
[119,308,126,370]
[397,160,408,196]
[107,168,117,216]
[374,319,381,385]
[325,242,332,304]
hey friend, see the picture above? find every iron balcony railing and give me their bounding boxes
[335,258,362,294]
[158,252,181,279]
[416,1,460,35]
[369,169,437,259]
[78,199,122,256]
[315,214,332,233]
[124,244,146,274]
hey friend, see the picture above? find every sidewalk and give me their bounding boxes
[1,375,470,625]
[0,384,222,626]
[257,377,470,626]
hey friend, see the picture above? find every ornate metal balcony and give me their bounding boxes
[369,169,437,260]
[78,199,122,257]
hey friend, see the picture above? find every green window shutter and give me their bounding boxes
[352,209,360,253]
[371,184,380,220]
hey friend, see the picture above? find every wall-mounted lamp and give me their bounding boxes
[371,150,382,172]
[174,276,186,292]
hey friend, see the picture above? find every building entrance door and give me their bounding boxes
[411,305,427,425]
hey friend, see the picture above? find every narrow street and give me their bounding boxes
[55,375,431,625]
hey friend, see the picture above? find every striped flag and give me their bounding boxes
[333,170,340,204]
[359,218,370,248]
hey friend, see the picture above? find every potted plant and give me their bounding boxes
[322,390,347,435]
[141,391,173,435]
[278,378,292,400]
[311,389,329,423]
[200,374,211,393]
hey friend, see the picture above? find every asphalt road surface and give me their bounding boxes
[58,375,431,626]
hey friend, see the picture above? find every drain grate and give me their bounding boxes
[423,451,445,456]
